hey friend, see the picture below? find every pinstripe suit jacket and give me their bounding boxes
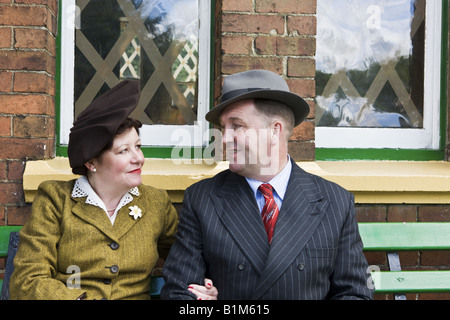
[161,160,373,300]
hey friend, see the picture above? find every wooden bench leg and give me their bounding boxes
[387,252,406,300]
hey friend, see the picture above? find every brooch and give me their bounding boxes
[129,206,142,220]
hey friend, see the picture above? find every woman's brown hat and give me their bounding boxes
[68,80,140,172]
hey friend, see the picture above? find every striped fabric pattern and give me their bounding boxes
[161,160,373,300]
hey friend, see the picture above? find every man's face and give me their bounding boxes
[219,99,274,179]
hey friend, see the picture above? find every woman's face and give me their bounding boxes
[91,128,144,193]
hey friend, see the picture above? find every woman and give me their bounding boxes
[10,80,217,300]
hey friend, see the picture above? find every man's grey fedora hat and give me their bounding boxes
[205,69,310,127]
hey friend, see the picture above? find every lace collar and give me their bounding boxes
[71,176,140,224]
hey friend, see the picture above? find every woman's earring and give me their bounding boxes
[92,168,97,173]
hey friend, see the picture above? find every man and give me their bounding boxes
[161,70,373,300]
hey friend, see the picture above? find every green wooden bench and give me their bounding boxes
[359,222,450,300]
[2,223,450,300]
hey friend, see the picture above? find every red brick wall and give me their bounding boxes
[0,0,57,227]
[217,0,316,161]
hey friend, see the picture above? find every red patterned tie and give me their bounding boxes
[258,183,280,244]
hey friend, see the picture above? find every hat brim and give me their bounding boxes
[205,89,310,127]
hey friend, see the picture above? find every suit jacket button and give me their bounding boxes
[110,265,119,274]
[110,242,119,250]
[298,264,305,271]
[238,264,245,270]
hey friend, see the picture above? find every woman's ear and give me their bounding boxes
[84,160,96,173]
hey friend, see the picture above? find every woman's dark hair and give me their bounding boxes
[73,118,142,175]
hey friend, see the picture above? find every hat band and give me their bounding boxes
[220,87,270,103]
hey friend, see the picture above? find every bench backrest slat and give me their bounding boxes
[359,222,450,251]
[0,226,22,257]
[372,271,450,293]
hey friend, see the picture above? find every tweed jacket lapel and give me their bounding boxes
[252,162,330,299]
[212,172,270,276]
[71,186,145,242]
[71,199,118,241]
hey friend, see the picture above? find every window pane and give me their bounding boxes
[316,0,425,128]
[75,0,199,125]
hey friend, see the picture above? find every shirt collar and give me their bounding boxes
[71,176,139,212]
[245,156,292,200]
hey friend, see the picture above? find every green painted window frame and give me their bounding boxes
[315,0,448,161]
[55,1,215,159]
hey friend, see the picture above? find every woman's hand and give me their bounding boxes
[188,278,218,300]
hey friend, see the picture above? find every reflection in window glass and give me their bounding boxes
[75,0,199,126]
[316,0,425,128]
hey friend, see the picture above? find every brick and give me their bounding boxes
[291,120,314,141]
[285,78,315,99]
[387,205,417,222]
[399,252,419,267]
[287,141,315,161]
[0,5,50,28]
[0,116,12,136]
[254,36,276,55]
[0,161,6,181]
[0,138,54,159]
[275,37,315,56]
[255,36,316,56]
[355,205,387,222]
[222,35,253,55]
[288,58,315,78]
[288,16,316,36]
[0,71,12,92]
[0,182,24,204]
[221,55,283,75]
[5,205,31,226]
[0,206,4,226]
[14,28,56,55]
[223,0,253,12]
[14,72,55,95]
[421,251,450,266]
[0,51,55,74]
[418,206,450,222]
[15,0,58,14]
[222,13,284,34]
[0,94,55,116]
[7,160,25,181]
[419,292,450,300]
[0,27,12,48]
[256,0,316,14]
[13,115,54,138]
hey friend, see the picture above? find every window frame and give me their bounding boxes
[315,0,447,161]
[57,0,213,158]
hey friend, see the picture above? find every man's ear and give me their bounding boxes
[271,121,283,145]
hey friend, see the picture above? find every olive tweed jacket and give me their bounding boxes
[10,179,178,300]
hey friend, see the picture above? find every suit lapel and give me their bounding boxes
[212,172,270,276]
[252,162,330,299]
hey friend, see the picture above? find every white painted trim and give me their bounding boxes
[316,1,442,150]
[59,0,211,147]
